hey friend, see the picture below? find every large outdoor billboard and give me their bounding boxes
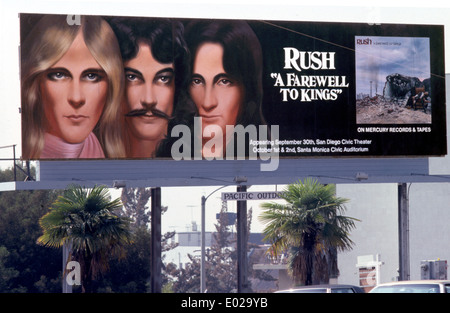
[20,13,446,162]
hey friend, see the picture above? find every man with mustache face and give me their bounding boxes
[109,17,191,158]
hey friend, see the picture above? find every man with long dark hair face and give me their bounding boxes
[185,20,266,158]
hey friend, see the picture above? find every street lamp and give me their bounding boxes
[199,176,247,293]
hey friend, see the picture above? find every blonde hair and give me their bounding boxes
[21,14,126,159]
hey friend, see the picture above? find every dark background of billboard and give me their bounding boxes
[248,20,446,157]
[20,14,446,157]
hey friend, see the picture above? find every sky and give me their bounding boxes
[1,0,450,234]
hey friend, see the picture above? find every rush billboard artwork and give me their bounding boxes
[19,13,446,161]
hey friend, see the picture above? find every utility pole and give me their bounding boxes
[200,184,230,293]
[398,183,410,281]
[198,176,247,293]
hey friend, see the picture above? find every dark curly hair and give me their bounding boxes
[107,17,196,157]
[184,19,266,127]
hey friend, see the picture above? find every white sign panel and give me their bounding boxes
[221,191,286,201]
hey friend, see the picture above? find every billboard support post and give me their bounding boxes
[62,241,72,293]
[151,187,162,293]
[201,195,206,293]
[236,184,249,293]
[398,183,410,281]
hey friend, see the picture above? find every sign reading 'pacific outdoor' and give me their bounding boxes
[20,13,446,161]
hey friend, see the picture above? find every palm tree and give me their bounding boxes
[37,185,133,292]
[259,178,358,286]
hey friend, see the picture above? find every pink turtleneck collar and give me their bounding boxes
[40,132,105,159]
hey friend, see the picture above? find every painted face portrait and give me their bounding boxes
[41,31,108,144]
[190,43,244,153]
[185,20,265,159]
[21,14,125,159]
[124,43,175,157]
[108,17,191,158]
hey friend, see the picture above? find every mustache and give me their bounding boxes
[125,105,173,121]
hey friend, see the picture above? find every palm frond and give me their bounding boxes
[37,184,133,286]
[258,178,359,285]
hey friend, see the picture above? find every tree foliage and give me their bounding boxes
[260,178,358,285]
[167,204,266,293]
[0,166,175,293]
[121,187,152,228]
[0,166,61,292]
[95,187,177,293]
[37,184,134,292]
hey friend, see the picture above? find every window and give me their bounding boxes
[444,284,450,293]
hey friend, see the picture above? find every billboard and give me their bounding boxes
[20,13,446,161]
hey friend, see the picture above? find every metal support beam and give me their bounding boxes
[200,195,206,293]
[236,184,249,293]
[151,187,162,293]
[398,183,410,281]
[36,157,433,189]
[62,241,72,293]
